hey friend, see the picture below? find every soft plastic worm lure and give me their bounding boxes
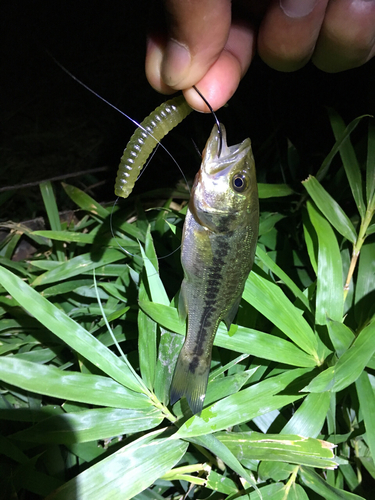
[115,95,193,198]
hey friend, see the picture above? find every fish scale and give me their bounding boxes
[170,123,259,415]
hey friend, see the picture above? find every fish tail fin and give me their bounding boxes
[170,350,210,415]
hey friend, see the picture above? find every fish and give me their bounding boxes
[170,123,259,415]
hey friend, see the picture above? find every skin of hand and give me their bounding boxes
[145,0,375,112]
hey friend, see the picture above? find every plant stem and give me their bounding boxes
[344,205,375,300]
[149,392,177,422]
[284,466,299,496]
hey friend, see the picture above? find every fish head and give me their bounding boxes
[190,124,258,232]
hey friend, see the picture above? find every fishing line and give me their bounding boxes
[51,57,220,266]
[192,85,223,158]
[50,53,191,196]
[109,197,182,262]
[50,54,189,262]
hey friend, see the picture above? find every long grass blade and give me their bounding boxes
[307,201,343,325]
[243,272,319,359]
[303,320,375,393]
[0,357,150,408]
[176,368,310,438]
[217,431,342,469]
[11,407,163,444]
[40,181,65,262]
[46,429,188,500]
[328,109,366,218]
[303,176,357,243]
[0,265,143,392]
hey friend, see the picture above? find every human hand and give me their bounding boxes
[145,0,375,111]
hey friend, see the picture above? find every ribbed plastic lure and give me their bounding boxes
[115,95,192,198]
[170,123,259,415]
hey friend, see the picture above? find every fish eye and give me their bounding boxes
[232,173,248,193]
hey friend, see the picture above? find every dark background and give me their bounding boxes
[1,0,375,219]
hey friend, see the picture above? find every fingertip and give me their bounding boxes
[184,51,243,112]
[161,39,192,87]
[183,21,255,112]
[145,35,176,94]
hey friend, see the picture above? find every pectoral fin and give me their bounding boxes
[170,346,211,415]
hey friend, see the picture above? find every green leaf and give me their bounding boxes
[154,329,183,409]
[217,324,317,368]
[137,232,169,390]
[40,181,65,262]
[40,278,95,298]
[11,464,63,498]
[0,266,143,392]
[316,114,367,184]
[258,461,296,482]
[299,466,365,500]
[206,469,238,495]
[46,429,188,500]
[139,246,169,306]
[139,300,317,367]
[189,433,260,493]
[307,201,343,325]
[303,320,375,393]
[176,368,310,438]
[0,357,150,409]
[216,431,342,469]
[340,463,360,492]
[11,407,163,444]
[112,216,146,243]
[258,183,294,198]
[259,212,285,236]
[243,272,319,359]
[205,369,257,407]
[255,246,310,310]
[302,176,357,243]
[355,238,375,326]
[280,392,330,437]
[144,225,159,272]
[359,456,375,480]
[355,371,375,462]
[302,209,318,275]
[138,281,157,390]
[285,483,309,500]
[328,110,366,218]
[62,183,110,218]
[31,249,125,287]
[0,434,29,464]
[367,119,375,206]
[32,230,137,249]
[234,483,285,499]
[327,319,354,357]
[139,300,184,333]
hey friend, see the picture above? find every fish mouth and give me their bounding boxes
[202,124,251,175]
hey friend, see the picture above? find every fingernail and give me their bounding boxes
[161,40,191,87]
[280,0,318,18]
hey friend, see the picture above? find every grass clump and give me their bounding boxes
[0,112,374,499]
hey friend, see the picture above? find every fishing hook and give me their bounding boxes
[192,86,223,158]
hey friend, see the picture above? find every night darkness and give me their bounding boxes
[2,1,375,219]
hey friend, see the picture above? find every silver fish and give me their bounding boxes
[170,124,259,414]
